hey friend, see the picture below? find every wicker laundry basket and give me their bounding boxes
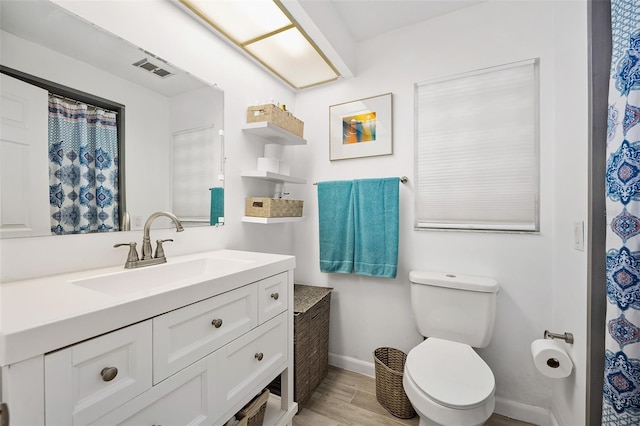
[373,347,416,419]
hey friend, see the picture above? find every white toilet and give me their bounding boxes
[403,271,499,426]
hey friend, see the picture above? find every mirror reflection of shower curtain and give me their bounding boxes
[48,96,119,234]
[603,0,640,424]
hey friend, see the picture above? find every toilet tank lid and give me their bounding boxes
[409,271,499,293]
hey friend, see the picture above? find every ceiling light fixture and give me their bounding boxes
[179,0,340,90]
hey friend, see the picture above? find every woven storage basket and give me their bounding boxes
[236,389,269,426]
[267,285,332,410]
[373,347,416,419]
[247,104,304,137]
[245,197,303,218]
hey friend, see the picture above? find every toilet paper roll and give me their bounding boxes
[264,144,283,159]
[278,161,290,176]
[256,157,280,173]
[531,339,573,378]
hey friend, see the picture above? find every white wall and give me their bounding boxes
[291,1,588,425]
[0,0,298,282]
[549,2,589,425]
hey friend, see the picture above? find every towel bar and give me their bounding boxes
[313,176,408,185]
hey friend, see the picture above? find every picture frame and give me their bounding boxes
[329,93,393,161]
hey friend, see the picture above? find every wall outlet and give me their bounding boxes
[573,221,584,251]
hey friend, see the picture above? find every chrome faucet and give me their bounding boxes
[115,211,184,268]
[141,211,184,260]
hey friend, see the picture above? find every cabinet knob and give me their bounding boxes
[211,318,223,328]
[270,292,279,300]
[255,352,264,361]
[100,367,118,382]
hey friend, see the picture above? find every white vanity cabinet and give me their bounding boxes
[44,320,154,425]
[0,251,297,426]
[90,355,213,425]
[152,283,258,384]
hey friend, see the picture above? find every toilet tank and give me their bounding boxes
[409,271,499,348]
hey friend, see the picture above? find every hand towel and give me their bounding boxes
[210,187,224,225]
[353,177,399,278]
[317,180,355,274]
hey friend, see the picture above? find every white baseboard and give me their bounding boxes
[494,396,552,426]
[328,352,375,378]
[329,352,553,425]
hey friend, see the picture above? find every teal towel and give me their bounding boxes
[317,180,355,274]
[210,187,224,225]
[353,178,399,278]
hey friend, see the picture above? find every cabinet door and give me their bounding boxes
[214,312,287,414]
[153,283,257,383]
[44,321,152,426]
[258,272,288,324]
[88,356,213,426]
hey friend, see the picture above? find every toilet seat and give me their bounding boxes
[405,337,495,409]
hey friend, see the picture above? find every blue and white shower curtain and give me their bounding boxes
[48,96,119,234]
[604,0,640,424]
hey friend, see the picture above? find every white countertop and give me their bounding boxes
[0,249,295,366]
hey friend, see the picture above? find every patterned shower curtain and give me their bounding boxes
[604,0,640,424]
[48,96,119,234]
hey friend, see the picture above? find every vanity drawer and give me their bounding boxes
[214,312,287,412]
[258,272,288,324]
[44,320,152,426]
[153,283,257,383]
[89,355,213,426]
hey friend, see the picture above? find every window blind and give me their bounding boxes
[414,59,539,231]
[172,126,217,221]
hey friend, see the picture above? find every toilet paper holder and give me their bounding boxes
[544,330,574,344]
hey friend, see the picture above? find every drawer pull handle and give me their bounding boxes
[255,352,264,361]
[100,367,118,382]
[271,292,280,300]
[211,318,223,328]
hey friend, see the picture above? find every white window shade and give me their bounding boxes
[415,59,539,231]
[172,126,221,222]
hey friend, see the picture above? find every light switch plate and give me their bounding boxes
[573,221,584,251]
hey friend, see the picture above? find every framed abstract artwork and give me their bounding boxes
[329,93,393,160]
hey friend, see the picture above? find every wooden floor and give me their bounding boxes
[292,366,537,426]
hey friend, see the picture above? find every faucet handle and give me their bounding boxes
[114,242,139,267]
[154,239,173,259]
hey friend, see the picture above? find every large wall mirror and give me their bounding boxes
[0,1,224,239]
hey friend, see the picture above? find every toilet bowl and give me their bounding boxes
[403,338,495,426]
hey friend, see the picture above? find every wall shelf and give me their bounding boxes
[242,216,304,224]
[242,121,306,225]
[241,170,306,184]
[242,122,307,146]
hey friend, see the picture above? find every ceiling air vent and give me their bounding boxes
[132,58,173,78]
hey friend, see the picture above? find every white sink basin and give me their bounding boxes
[70,255,255,297]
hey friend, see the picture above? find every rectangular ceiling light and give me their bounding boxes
[179,0,340,90]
